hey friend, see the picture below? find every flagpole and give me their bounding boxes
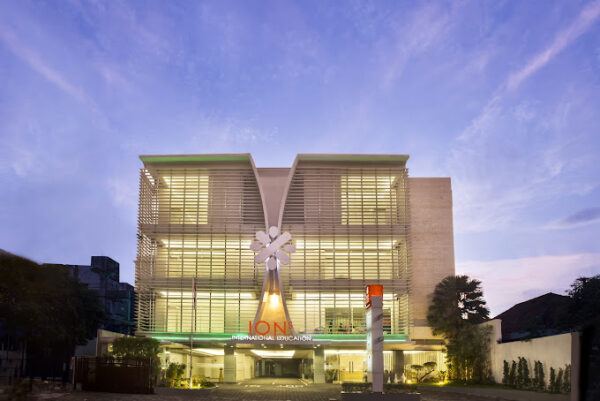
[190,277,196,388]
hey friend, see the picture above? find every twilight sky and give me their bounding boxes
[1,0,600,316]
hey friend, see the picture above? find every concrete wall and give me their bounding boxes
[236,353,255,381]
[486,319,573,384]
[408,177,455,340]
[256,168,289,228]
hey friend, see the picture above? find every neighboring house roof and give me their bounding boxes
[494,292,570,342]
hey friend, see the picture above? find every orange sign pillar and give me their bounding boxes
[366,285,384,393]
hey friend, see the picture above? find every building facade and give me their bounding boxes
[135,154,454,383]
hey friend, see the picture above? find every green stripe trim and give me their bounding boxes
[298,154,409,163]
[140,154,251,163]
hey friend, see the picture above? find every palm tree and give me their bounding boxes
[427,275,491,382]
[427,275,489,339]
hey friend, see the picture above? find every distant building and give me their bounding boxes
[494,292,570,342]
[44,256,136,336]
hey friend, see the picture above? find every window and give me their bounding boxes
[341,175,396,225]
[160,174,209,224]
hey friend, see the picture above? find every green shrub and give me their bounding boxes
[508,360,517,387]
[325,369,338,383]
[502,360,509,385]
[555,368,563,393]
[385,383,418,393]
[341,382,371,393]
[532,360,545,391]
[549,367,556,393]
[562,364,571,393]
[522,358,530,388]
[341,382,417,393]
[516,357,530,389]
[439,370,447,382]
[200,377,215,388]
[166,362,186,388]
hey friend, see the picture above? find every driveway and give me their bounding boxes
[34,379,557,401]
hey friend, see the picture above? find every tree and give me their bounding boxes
[427,275,489,339]
[0,252,104,379]
[566,275,600,397]
[423,361,437,372]
[410,365,424,382]
[427,275,491,382]
[112,336,160,360]
[567,275,600,329]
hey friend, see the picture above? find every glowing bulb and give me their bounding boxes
[269,293,280,306]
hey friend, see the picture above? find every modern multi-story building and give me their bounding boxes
[44,256,136,336]
[135,154,454,383]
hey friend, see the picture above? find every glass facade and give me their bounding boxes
[136,158,409,337]
[281,164,410,336]
[136,160,265,335]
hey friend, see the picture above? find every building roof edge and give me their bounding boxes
[139,154,252,164]
[297,154,409,163]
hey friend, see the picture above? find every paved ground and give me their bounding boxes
[417,385,570,401]
[27,379,568,401]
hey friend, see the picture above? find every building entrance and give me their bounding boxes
[251,349,314,379]
[256,358,301,378]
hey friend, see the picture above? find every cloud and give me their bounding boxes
[461,0,600,143]
[380,2,459,89]
[449,1,600,233]
[0,25,87,103]
[457,253,600,317]
[106,176,138,210]
[547,207,600,229]
[505,0,600,93]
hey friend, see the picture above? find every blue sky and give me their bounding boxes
[1,0,599,315]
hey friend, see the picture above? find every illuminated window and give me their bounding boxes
[160,175,209,224]
[341,175,396,225]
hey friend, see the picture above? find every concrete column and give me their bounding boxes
[224,345,236,383]
[313,347,325,384]
[393,350,405,382]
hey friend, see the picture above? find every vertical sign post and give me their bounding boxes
[366,285,384,393]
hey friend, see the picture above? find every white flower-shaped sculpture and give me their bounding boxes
[250,226,296,270]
